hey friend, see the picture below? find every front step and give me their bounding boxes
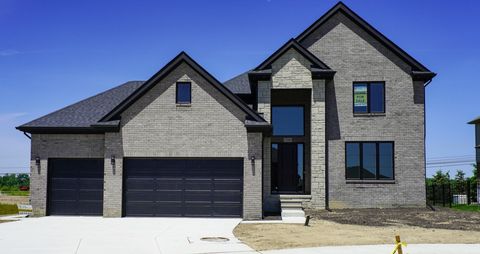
[279,195,310,224]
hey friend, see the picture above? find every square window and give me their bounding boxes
[176,82,191,104]
[272,106,304,136]
[353,82,385,114]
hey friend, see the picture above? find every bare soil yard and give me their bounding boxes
[234,208,480,251]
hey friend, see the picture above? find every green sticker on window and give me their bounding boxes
[354,85,367,107]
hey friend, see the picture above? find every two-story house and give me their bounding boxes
[17,2,435,220]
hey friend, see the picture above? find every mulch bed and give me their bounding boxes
[306,207,480,231]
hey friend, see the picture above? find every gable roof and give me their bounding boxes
[16,81,143,133]
[296,1,435,80]
[100,51,266,123]
[254,38,332,71]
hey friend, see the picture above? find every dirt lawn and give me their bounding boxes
[234,208,480,251]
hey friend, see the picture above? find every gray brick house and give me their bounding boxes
[468,117,480,203]
[17,2,435,220]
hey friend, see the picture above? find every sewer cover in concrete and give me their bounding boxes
[200,237,230,242]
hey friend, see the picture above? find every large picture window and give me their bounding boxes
[346,142,394,180]
[353,82,385,113]
[271,106,304,136]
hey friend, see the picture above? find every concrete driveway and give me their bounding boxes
[0,217,256,254]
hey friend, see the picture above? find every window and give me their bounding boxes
[271,106,304,136]
[176,82,191,104]
[346,142,394,180]
[353,82,385,113]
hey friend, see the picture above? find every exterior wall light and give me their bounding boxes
[250,155,255,162]
[111,155,115,166]
[35,156,40,166]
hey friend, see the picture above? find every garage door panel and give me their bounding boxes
[184,204,213,217]
[124,158,243,217]
[77,201,103,215]
[184,179,211,190]
[213,191,242,203]
[50,178,77,189]
[184,190,211,202]
[48,158,103,216]
[214,180,242,190]
[125,179,156,189]
[155,191,182,202]
[213,204,242,217]
[155,203,183,217]
[156,179,183,190]
[78,179,103,189]
[78,190,103,200]
[125,202,155,216]
[126,190,156,201]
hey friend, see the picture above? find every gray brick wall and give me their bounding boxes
[306,18,426,208]
[116,62,262,219]
[272,48,313,89]
[30,134,105,216]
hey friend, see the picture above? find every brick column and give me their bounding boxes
[243,132,263,220]
[310,79,326,208]
[103,132,123,217]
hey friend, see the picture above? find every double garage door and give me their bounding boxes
[47,158,243,217]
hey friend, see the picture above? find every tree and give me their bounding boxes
[454,170,466,193]
[432,170,450,185]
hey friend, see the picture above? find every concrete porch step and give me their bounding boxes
[280,203,303,209]
[281,209,305,217]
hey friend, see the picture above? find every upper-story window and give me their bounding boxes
[353,82,385,114]
[272,106,304,136]
[176,82,191,104]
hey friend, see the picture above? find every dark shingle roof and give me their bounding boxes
[468,116,480,125]
[17,81,143,130]
[223,71,251,94]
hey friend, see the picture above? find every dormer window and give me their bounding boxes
[176,82,191,104]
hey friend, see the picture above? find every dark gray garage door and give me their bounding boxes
[48,159,104,215]
[123,158,243,217]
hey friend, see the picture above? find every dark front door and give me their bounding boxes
[272,143,304,193]
[123,158,243,217]
[47,158,104,216]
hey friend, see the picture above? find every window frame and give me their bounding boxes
[345,141,395,181]
[352,81,386,114]
[176,82,192,105]
[270,105,306,137]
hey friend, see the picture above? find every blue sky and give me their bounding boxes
[1,0,479,176]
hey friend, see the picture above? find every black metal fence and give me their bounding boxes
[426,181,477,207]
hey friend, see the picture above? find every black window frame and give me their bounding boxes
[353,81,386,114]
[271,105,306,137]
[345,141,394,181]
[176,82,191,104]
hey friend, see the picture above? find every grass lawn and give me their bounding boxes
[452,204,480,212]
[0,203,18,215]
[0,190,30,196]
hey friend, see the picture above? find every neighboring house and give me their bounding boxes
[468,117,480,203]
[16,2,435,219]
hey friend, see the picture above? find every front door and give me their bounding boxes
[272,143,304,193]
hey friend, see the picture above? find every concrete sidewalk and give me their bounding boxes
[261,244,480,254]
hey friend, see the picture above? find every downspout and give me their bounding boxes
[23,132,31,139]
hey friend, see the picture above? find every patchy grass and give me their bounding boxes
[452,204,480,212]
[0,203,18,215]
[0,190,30,196]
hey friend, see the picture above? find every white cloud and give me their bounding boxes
[0,49,21,56]
[0,112,27,124]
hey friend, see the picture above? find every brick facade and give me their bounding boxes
[306,20,426,208]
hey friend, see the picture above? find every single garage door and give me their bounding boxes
[48,158,104,215]
[124,158,243,217]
